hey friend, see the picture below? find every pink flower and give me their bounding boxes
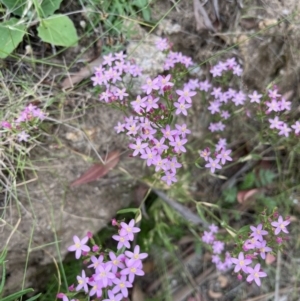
[1,121,12,129]
[216,149,232,165]
[108,252,125,273]
[205,158,222,173]
[202,231,215,244]
[112,275,132,298]
[76,270,89,293]
[120,219,141,241]
[95,263,115,287]
[199,80,211,92]
[88,255,103,269]
[248,91,262,103]
[68,236,90,259]
[112,234,131,249]
[291,121,300,134]
[129,138,148,156]
[278,123,292,137]
[199,148,211,161]
[161,172,177,186]
[57,293,69,301]
[231,252,252,273]
[169,136,188,153]
[212,241,224,254]
[121,260,145,283]
[125,245,148,266]
[174,100,191,115]
[176,88,196,103]
[209,224,219,233]
[103,290,123,301]
[17,131,30,142]
[142,78,159,94]
[269,116,283,130]
[257,240,272,260]
[271,216,290,235]
[250,224,268,241]
[246,263,267,286]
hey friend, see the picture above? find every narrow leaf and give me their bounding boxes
[2,289,34,301]
[70,151,120,187]
[117,208,138,214]
[26,293,42,301]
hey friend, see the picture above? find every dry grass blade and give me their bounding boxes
[193,0,216,32]
[212,0,219,20]
[70,150,120,187]
[61,56,103,90]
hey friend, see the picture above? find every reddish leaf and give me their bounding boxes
[237,188,260,204]
[70,151,120,187]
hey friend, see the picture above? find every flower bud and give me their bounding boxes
[92,245,100,252]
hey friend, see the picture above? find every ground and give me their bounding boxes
[0,0,300,300]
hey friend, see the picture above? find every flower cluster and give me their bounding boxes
[59,219,148,301]
[92,42,239,184]
[230,215,290,286]
[92,47,198,185]
[199,138,232,173]
[263,87,299,137]
[0,104,45,142]
[201,224,232,271]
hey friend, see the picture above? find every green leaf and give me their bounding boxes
[237,225,250,235]
[257,169,276,187]
[1,288,34,301]
[141,8,151,22]
[37,14,78,47]
[40,0,63,17]
[117,208,138,214]
[222,187,237,203]
[0,0,27,16]
[26,293,42,301]
[0,261,6,293]
[0,18,26,59]
[240,172,256,189]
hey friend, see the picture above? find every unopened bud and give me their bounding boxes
[92,245,100,252]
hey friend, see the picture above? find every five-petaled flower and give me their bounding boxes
[271,216,290,235]
[68,235,90,259]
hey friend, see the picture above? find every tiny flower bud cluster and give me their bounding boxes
[201,224,232,271]
[60,219,148,301]
[1,104,46,142]
[230,215,290,286]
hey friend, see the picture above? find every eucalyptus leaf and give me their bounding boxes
[0,18,26,59]
[37,14,78,47]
